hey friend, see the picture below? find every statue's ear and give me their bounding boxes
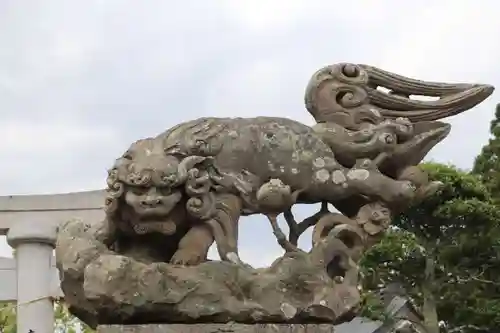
[164,144,186,158]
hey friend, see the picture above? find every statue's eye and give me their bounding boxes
[130,187,147,195]
[379,132,395,144]
[159,187,172,195]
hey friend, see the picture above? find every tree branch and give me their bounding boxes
[455,274,500,286]
[284,202,329,245]
[447,324,491,333]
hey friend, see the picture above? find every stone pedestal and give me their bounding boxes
[98,324,336,332]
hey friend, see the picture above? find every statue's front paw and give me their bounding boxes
[383,180,417,207]
[414,180,443,203]
[170,249,205,266]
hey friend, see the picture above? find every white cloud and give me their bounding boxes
[221,0,309,34]
[221,0,422,34]
[203,56,314,123]
[378,0,500,78]
[373,0,500,167]
[0,120,117,153]
[0,120,119,196]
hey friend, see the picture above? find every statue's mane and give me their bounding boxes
[104,165,126,221]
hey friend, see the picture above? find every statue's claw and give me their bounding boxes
[170,249,206,266]
[226,251,254,270]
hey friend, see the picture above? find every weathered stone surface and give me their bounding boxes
[97,324,336,333]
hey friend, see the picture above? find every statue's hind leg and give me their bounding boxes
[329,159,419,208]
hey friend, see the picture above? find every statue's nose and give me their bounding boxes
[141,197,161,207]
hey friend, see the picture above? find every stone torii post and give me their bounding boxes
[0,190,105,333]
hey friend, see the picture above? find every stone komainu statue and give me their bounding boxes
[56,63,494,328]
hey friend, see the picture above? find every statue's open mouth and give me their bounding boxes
[132,219,177,235]
[378,120,451,176]
[131,211,178,235]
[359,64,494,122]
[395,121,450,161]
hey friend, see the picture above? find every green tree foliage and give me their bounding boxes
[0,303,16,333]
[0,300,93,333]
[473,103,500,200]
[360,163,500,333]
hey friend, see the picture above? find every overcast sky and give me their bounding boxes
[1,0,499,265]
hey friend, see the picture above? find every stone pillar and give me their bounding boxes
[7,220,58,333]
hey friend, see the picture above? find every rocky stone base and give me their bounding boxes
[57,219,359,328]
[97,324,336,333]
